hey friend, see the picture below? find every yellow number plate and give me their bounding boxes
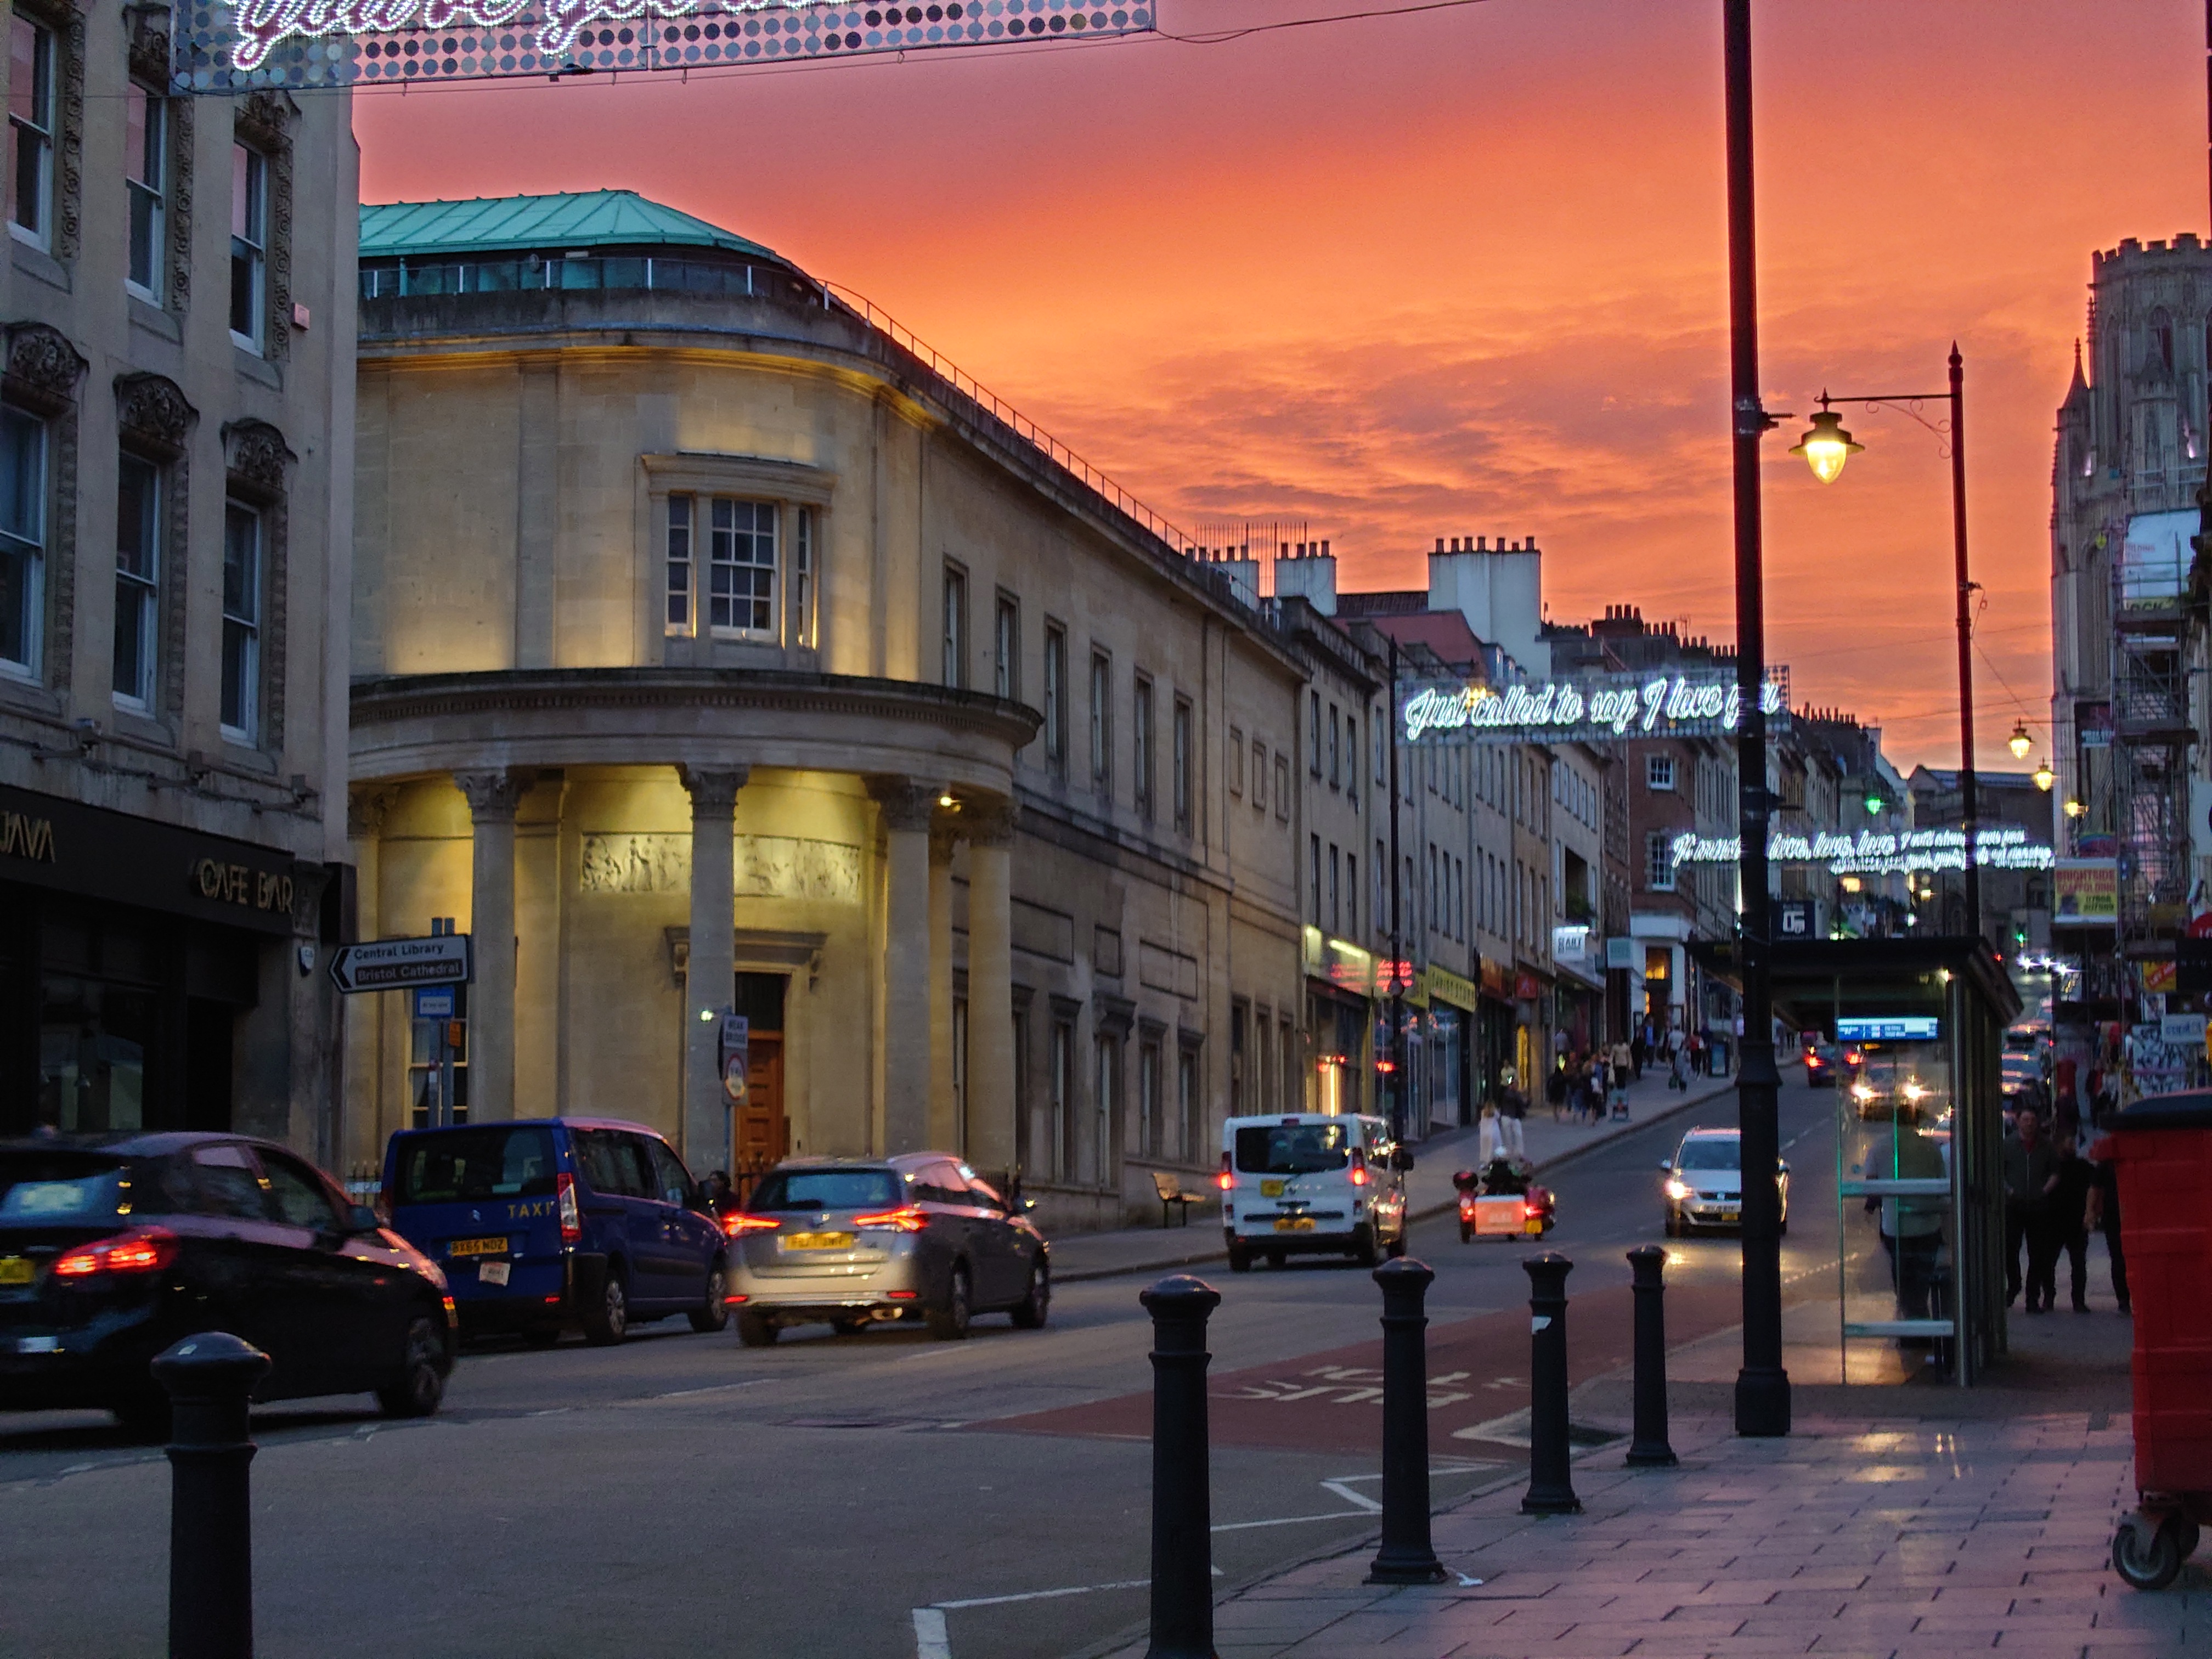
[448,1237,509,1257]
[1272,1216,1316,1233]
[782,1232,857,1251]
[1260,1180,1285,1198]
[0,1257,33,1286]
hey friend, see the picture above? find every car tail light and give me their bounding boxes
[556,1172,582,1245]
[1348,1148,1369,1187]
[720,1212,781,1237]
[724,1293,749,1305]
[853,1206,928,1233]
[50,1227,181,1280]
[887,1289,917,1300]
[1217,1153,1235,1192]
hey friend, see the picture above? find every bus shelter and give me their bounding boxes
[1696,936,2020,1384]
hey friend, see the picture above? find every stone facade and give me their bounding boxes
[343,196,1304,1229]
[0,10,354,1155]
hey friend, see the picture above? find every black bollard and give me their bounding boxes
[1624,1246,1679,1468]
[1368,1257,1447,1584]
[1521,1251,1581,1515]
[154,1331,272,1659]
[1141,1274,1222,1659]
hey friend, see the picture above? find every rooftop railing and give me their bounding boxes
[360,252,1204,569]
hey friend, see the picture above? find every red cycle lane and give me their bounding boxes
[979,1279,1748,1459]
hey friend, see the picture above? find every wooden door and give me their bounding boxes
[736,1034,787,1170]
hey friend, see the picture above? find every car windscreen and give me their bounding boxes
[394,1126,559,1205]
[0,1151,129,1223]
[747,1170,901,1212]
[1235,1124,1350,1175]
[1675,1139,1740,1171]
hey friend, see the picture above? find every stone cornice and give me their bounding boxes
[351,667,1041,751]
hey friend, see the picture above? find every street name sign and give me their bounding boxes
[329,934,474,994]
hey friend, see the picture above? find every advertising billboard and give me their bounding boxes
[2051,858,2120,926]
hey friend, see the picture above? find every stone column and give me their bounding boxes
[964,799,1019,1181]
[680,765,747,1173]
[929,822,958,1150]
[454,769,527,1122]
[342,787,398,1173]
[871,778,936,1155]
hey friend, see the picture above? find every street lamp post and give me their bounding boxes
[1790,353,1984,945]
[1720,0,1790,1440]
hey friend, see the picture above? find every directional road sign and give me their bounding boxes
[329,934,473,994]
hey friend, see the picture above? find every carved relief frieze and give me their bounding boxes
[580,833,862,904]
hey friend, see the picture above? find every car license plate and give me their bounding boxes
[0,1257,32,1286]
[1260,1180,1285,1198]
[782,1232,856,1251]
[477,1260,511,1286]
[448,1237,508,1257]
[1272,1216,1315,1233]
[1717,1206,1740,1220]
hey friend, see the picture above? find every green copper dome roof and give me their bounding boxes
[359,190,782,262]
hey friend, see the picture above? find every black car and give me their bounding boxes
[0,1132,456,1435]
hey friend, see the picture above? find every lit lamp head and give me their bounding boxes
[2008,721,2033,761]
[1864,794,1886,817]
[1790,401,1863,484]
[2063,798,2086,819]
[2032,757,2056,792]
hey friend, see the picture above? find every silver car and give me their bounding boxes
[722,1154,1049,1345]
[1661,1128,1790,1237]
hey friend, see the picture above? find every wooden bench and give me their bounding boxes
[1150,1170,1205,1228]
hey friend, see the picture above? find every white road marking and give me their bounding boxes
[911,1607,950,1659]
[1319,1478,1383,1513]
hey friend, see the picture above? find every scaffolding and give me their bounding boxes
[2108,520,2202,960]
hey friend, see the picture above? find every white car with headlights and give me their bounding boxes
[1660,1128,1788,1237]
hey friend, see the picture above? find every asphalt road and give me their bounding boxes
[0,1081,1840,1659]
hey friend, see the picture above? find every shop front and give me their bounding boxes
[1301,927,1376,1118]
[0,783,329,1142]
[1477,958,1516,1109]
[1550,923,1606,1054]
[1419,964,1480,1130]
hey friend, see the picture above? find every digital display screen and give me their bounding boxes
[1836,1016,1940,1042]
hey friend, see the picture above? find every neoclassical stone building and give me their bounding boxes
[343,191,1307,1227]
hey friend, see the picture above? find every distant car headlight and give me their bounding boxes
[1902,1081,1929,1103]
[1852,1082,1876,1103]
[1664,1178,1691,1201]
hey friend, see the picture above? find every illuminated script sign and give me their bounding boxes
[1399,670,1787,747]
[173,0,1153,91]
[1669,824,2056,876]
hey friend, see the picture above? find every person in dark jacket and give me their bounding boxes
[2002,1110,2061,1311]
[2049,1138,2096,1312]
[2085,1150,2130,1314]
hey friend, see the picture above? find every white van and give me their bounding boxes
[1218,1113,1412,1271]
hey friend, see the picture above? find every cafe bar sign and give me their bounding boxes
[1400,669,1788,747]
[173,0,1152,91]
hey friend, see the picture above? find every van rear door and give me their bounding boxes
[385,1125,566,1304]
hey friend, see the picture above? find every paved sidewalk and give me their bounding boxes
[1050,1064,1746,1283]
[1094,1409,2198,1658]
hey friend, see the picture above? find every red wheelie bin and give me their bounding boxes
[2094,1090,2212,1589]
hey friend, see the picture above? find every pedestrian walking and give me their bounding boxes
[2002,1109,2061,1312]
[2085,1148,2131,1315]
[2051,1137,2096,1312]
[1630,1028,1647,1080]
[1608,1053,1631,1120]
[1478,1101,1503,1166]
[1872,1104,1946,1326]
[1545,1060,1568,1122]
[1500,1082,1527,1158]
[1669,1031,1690,1092]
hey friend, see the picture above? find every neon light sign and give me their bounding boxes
[1668,824,2056,875]
[1398,670,1787,747]
[173,0,1152,90]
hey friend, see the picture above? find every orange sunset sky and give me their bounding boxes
[353,0,2209,772]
